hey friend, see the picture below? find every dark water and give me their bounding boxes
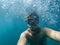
[0,0,60,45]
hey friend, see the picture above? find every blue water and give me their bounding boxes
[0,0,60,45]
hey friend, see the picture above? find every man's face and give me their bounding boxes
[27,15,39,26]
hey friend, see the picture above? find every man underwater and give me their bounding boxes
[17,12,60,45]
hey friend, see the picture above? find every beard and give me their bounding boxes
[30,27,41,36]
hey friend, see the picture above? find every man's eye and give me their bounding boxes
[29,19,33,20]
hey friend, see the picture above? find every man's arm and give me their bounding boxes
[17,33,27,45]
[44,28,60,42]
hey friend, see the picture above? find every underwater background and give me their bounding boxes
[0,0,60,45]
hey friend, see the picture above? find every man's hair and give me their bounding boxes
[27,12,39,20]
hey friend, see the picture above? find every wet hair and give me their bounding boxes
[26,12,39,21]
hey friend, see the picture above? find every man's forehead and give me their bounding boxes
[28,15,38,19]
[26,12,39,19]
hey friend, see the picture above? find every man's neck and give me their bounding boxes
[29,26,38,29]
[29,26,41,36]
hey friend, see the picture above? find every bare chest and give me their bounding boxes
[26,32,47,45]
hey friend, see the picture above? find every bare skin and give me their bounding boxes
[17,27,60,45]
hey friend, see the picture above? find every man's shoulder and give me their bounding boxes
[42,27,54,31]
[41,27,51,31]
[40,27,46,31]
[41,27,50,34]
[41,27,48,29]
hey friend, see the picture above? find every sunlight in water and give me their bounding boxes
[0,0,60,29]
[0,0,60,45]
